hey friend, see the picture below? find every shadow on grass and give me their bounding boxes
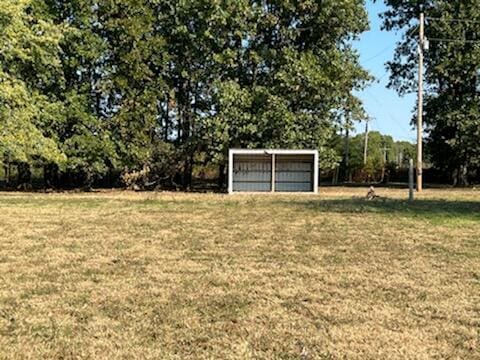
[274,198,480,223]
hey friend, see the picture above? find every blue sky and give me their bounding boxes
[354,1,417,142]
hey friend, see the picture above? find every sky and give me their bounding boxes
[354,1,417,142]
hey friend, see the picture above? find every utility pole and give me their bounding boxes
[382,146,388,164]
[417,11,425,192]
[344,117,351,182]
[381,145,390,183]
[363,118,370,165]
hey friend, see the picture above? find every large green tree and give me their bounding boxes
[0,0,66,183]
[342,131,412,182]
[380,0,480,185]
[2,0,372,189]
[205,0,371,178]
[40,0,119,186]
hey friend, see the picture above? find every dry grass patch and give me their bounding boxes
[0,187,479,359]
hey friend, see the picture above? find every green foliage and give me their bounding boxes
[1,0,372,188]
[204,0,370,170]
[339,130,415,181]
[380,0,480,185]
[0,0,66,166]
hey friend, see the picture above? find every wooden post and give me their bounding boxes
[344,122,350,182]
[417,12,424,192]
[363,119,369,165]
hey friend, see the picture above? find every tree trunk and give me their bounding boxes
[460,164,469,186]
[218,164,226,190]
[17,162,31,189]
[3,155,10,187]
[44,163,59,189]
[332,166,339,185]
[343,127,350,182]
[181,81,195,190]
[164,92,170,141]
[183,156,193,190]
[453,164,469,187]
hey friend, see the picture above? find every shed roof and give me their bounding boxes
[229,149,318,155]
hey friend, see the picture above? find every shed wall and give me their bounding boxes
[229,150,318,194]
[232,154,272,192]
[275,155,314,192]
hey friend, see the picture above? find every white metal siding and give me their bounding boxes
[275,155,313,192]
[228,150,318,194]
[232,155,272,192]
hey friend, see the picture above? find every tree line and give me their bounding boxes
[380,0,480,185]
[332,131,416,183]
[2,0,479,190]
[0,0,370,190]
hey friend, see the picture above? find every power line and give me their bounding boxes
[362,44,396,64]
[363,88,414,140]
[406,25,420,37]
[376,71,389,82]
[372,116,385,136]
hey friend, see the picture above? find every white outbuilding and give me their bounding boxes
[228,149,319,194]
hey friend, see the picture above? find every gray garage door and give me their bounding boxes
[232,154,272,192]
[275,155,314,192]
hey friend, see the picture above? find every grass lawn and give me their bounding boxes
[0,187,479,359]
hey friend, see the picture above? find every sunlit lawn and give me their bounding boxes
[0,188,479,359]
